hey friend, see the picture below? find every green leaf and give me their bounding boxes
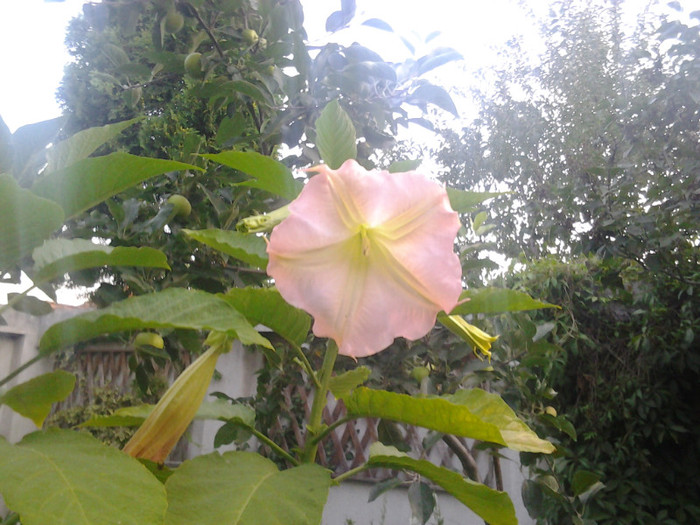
[0,174,64,270]
[0,429,167,525]
[344,387,554,453]
[33,238,170,282]
[408,481,436,525]
[387,159,422,173]
[39,288,272,354]
[0,371,75,427]
[368,443,516,525]
[315,99,357,169]
[11,117,65,181]
[572,470,602,497]
[473,211,488,232]
[45,118,140,172]
[450,287,559,315]
[220,287,311,347]
[328,366,371,398]
[409,84,459,117]
[7,294,54,316]
[203,151,301,201]
[446,188,503,213]
[183,229,268,269]
[32,152,201,219]
[164,452,330,525]
[0,115,13,173]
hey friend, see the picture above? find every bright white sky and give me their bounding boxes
[0,0,545,132]
[0,0,669,304]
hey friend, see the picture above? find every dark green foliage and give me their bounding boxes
[46,386,138,448]
[493,256,700,524]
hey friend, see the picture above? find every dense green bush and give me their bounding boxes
[496,255,700,524]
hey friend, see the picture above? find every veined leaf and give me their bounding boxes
[45,118,140,172]
[33,238,169,282]
[446,188,504,213]
[343,387,554,453]
[32,152,201,219]
[328,366,371,398]
[183,229,268,269]
[315,100,357,169]
[368,443,516,525]
[0,371,75,427]
[203,151,301,201]
[39,288,272,354]
[220,287,311,347]
[0,429,167,525]
[450,287,559,315]
[164,451,330,525]
[0,174,64,270]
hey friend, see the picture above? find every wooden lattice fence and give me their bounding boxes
[54,346,483,481]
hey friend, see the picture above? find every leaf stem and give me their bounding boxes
[244,425,299,466]
[309,414,356,448]
[332,464,369,484]
[290,342,321,389]
[302,339,338,463]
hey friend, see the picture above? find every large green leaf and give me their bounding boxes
[343,387,554,453]
[203,151,301,201]
[164,451,330,525]
[446,188,504,213]
[0,174,64,270]
[183,229,268,269]
[32,152,201,219]
[449,287,559,315]
[220,287,311,347]
[39,288,272,354]
[368,443,516,525]
[45,118,140,172]
[315,99,357,169]
[0,371,75,427]
[0,429,167,525]
[32,238,170,282]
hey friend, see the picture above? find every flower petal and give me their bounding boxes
[267,160,462,357]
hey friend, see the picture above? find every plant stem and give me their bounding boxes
[0,354,44,389]
[332,464,369,484]
[309,415,356,449]
[302,339,338,463]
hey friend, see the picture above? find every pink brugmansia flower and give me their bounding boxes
[267,159,462,358]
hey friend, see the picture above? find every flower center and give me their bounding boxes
[358,224,371,256]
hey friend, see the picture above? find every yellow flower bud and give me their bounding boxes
[438,314,498,360]
[123,344,224,463]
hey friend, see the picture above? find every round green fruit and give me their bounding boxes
[134,332,165,350]
[167,194,192,217]
[242,28,259,45]
[163,10,184,33]
[184,52,204,79]
[410,366,430,382]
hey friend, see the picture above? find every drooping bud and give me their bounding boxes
[122,337,231,463]
[438,314,498,360]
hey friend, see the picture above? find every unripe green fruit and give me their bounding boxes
[164,10,184,33]
[184,52,204,79]
[410,366,430,382]
[168,194,192,217]
[134,332,165,350]
[242,28,259,45]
